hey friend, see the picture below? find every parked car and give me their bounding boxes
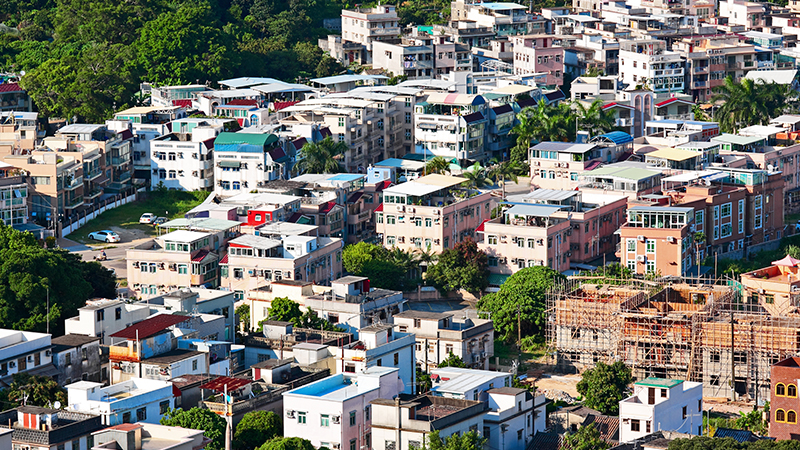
[88,230,121,243]
[139,213,156,224]
[152,217,168,227]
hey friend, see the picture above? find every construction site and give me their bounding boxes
[546,277,800,403]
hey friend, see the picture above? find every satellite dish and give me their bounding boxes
[53,401,61,409]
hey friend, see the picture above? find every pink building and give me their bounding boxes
[375,174,495,253]
[511,35,565,87]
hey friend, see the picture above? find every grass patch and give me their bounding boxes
[73,190,210,244]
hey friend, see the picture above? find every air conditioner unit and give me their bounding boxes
[534,161,540,166]
[499,257,507,264]
[396,205,405,212]
[566,229,572,236]
[638,235,646,241]
[45,350,51,357]
[566,251,572,257]
[333,445,341,450]
[433,209,440,215]
[332,416,341,424]
[758,288,765,294]
[667,236,676,243]
[636,255,646,262]
[286,410,296,418]
[133,262,140,268]
[9,361,15,368]
[408,207,415,213]
[27,355,33,362]
[158,263,165,269]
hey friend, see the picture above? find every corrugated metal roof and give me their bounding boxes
[200,376,252,393]
[591,131,633,145]
[215,132,278,147]
[110,314,189,339]
[532,142,598,154]
[506,203,564,217]
[585,166,660,181]
[463,112,485,123]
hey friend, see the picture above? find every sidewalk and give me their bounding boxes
[57,236,89,252]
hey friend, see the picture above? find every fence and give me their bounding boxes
[61,187,142,237]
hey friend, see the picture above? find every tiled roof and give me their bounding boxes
[191,249,210,262]
[374,180,392,192]
[475,219,489,233]
[320,200,338,214]
[374,203,384,212]
[528,431,561,450]
[655,97,695,108]
[110,314,189,339]
[320,127,332,137]
[225,99,258,106]
[203,137,215,150]
[118,129,133,141]
[220,253,229,264]
[492,104,514,114]
[172,99,192,108]
[0,83,22,93]
[584,415,620,444]
[463,112,485,124]
[292,137,307,150]
[348,192,364,203]
[268,146,287,162]
[200,376,252,393]
[545,89,566,102]
[713,428,763,443]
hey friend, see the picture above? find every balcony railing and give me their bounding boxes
[110,156,129,167]
[64,196,84,209]
[693,66,709,73]
[369,27,400,36]
[202,386,289,416]
[86,168,103,180]
[616,118,633,127]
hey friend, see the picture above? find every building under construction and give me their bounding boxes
[547,277,800,402]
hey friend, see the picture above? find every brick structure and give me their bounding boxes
[770,357,800,440]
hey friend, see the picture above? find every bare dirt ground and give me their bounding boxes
[534,374,582,399]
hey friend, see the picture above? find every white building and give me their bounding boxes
[0,329,55,380]
[92,422,209,450]
[619,40,685,94]
[485,388,548,450]
[393,311,494,370]
[213,132,289,196]
[414,93,489,161]
[150,119,226,191]
[66,378,175,426]
[430,367,513,402]
[334,323,416,395]
[282,367,404,450]
[369,395,488,450]
[618,377,703,443]
[65,299,151,346]
[339,5,401,63]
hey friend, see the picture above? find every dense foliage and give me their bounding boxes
[575,361,632,415]
[0,224,115,334]
[477,266,565,342]
[234,411,283,450]
[561,424,609,450]
[256,437,315,450]
[438,351,467,368]
[0,373,67,408]
[264,297,337,331]
[712,76,790,133]
[425,239,489,294]
[0,0,347,121]
[668,437,800,450]
[236,304,251,332]
[342,242,425,291]
[161,408,226,450]
[422,430,486,450]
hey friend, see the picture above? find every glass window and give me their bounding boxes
[321,415,330,427]
[298,411,307,424]
[645,239,655,253]
[627,239,636,252]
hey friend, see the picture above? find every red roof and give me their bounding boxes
[374,180,392,192]
[292,137,307,150]
[319,127,332,138]
[585,161,603,171]
[200,376,252,393]
[655,97,695,108]
[172,100,192,107]
[475,219,489,233]
[225,99,258,106]
[274,101,299,111]
[191,249,210,262]
[107,424,143,432]
[375,203,384,212]
[110,314,189,340]
[203,137,215,150]
[118,129,133,141]
[320,200,337,214]
[220,254,229,264]
[602,102,634,110]
[0,83,22,93]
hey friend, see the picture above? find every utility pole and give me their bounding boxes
[730,309,736,402]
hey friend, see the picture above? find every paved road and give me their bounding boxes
[63,226,154,280]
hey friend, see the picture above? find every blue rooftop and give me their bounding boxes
[310,74,388,85]
[591,131,633,145]
[329,174,366,181]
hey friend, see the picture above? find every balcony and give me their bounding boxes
[64,196,84,209]
[616,118,633,127]
[109,345,140,362]
[693,66,709,73]
[86,168,103,181]
[727,61,744,69]
[84,189,103,201]
[191,271,217,286]
[347,210,373,225]
[457,58,472,66]
[110,156,130,167]
[403,60,434,70]
[62,176,83,191]
[369,27,400,36]
[691,80,707,89]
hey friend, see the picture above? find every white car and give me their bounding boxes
[88,230,121,243]
[139,213,156,224]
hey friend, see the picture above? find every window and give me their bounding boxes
[137,407,146,422]
[414,318,421,328]
[682,405,687,420]
[160,401,170,414]
[790,384,798,397]
[385,441,396,450]
[764,294,774,304]
[115,307,122,320]
[646,421,651,433]
[394,353,399,365]
[350,411,357,426]
[631,419,640,432]
[646,239,655,253]
[517,430,523,440]
[178,264,188,274]
[790,411,798,424]
[777,383,787,396]
[377,359,382,366]
[65,353,71,366]
[721,202,732,218]
[96,310,105,321]
[365,406,371,421]
[488,235,498,245]
[321,414,330,427]
[298,411,307,424]
[660,389,667,398]
[446,344,453,353]
[350,440,357,450]
[192,360,198,371]
[627,239,636,252]
[777,409,786,422]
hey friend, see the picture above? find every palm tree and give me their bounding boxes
[573,98,618,137]
[294,137,346,174]
[532,99,574,143]
[424,156,450,175]
[488,160,524,201]
[712,77,788,133]
[461,163,493,189]
[510,107,538,164]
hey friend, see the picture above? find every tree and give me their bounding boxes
[488,160,525,201]
[424,156,451,175]
[343,242,389,274]
[266,297,303,324]
[561,423,609,450]
[361,259,407,291]
[0,373,67,408]
[575,361,632,415]
[294,137,346,174]
[573,98,619,138]
[438,351,466,368]
[236,304,251,332]
[477,266,565,342]
[256,437,315,450]
[712,77,789,133]
[460,163,493,189]
[161,408,226,450]
[416,367,432,394]
[426,239,489,295]
[234,411,282,450]
[0,224,115,334]
[422,430,485,450]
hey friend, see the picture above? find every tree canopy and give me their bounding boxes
[712,77,789,133]
[423,430,485,450]
[294,137,346,175]
[256,437,315,450]
[562,424,609,450]
[342,242,423,291]
[0,224,116,334]
[575,361,632,415]
[477,266,565,342]
[668,437,800,450]
[161,408,226,450]
[425,239,489,295]
[263,297,337,331]
[0,373,67,408]
[438,352,466,368]
[234,411,283,450]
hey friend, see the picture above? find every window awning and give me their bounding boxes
[219,160,241,168]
